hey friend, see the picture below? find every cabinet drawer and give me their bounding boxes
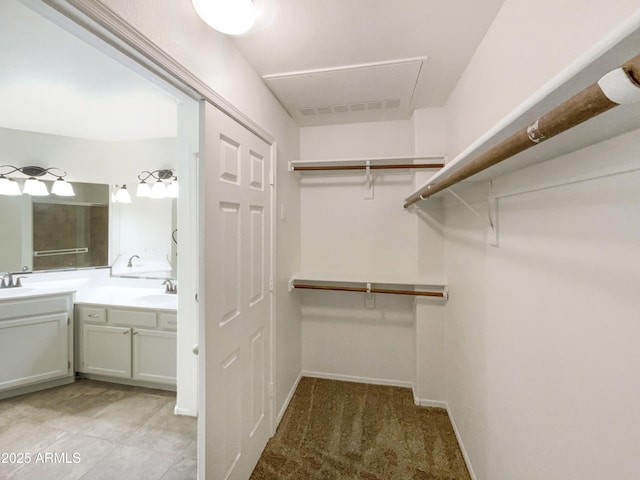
[77,305,106,323]
[158,313,177,331]
[109,308,157,328]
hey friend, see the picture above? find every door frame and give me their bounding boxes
[19,1,279,478]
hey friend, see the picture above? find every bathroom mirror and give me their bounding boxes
[0,180,176,277]
[0,181,109,272]
[109,196,177,278]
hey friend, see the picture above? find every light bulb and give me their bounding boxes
[136,181,151,197]
[192,0,257,35]
[0,176,21,196]
[23,177,49,196]
[115,185,132,203]
[166,179,179,198]
[52,178,75,196]
[150,179,166,199]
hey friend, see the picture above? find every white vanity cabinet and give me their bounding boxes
[76,304,177,388]
[0,292,74,397]
[82,324,132,378]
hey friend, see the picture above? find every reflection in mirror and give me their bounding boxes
[33,182,109,270]
[110,196,177,278]
[0,181,109,272]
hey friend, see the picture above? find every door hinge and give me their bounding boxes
[67,316,70,325]
[68,360,71,371]
[269,170,274,186]
[269,275,274,292]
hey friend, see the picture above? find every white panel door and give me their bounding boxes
[203,103,272,480]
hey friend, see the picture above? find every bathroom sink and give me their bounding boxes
[136,294,177,308]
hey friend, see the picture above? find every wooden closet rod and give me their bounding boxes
[292,283,445,297]
[404,53,640,208]
[293,163,444,172]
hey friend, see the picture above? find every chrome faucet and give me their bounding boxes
[127,255,140,268]
[162,278,177,294]
[0,272,27,289]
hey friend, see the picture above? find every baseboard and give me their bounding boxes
[174,405,196,417]
[411,391,448,409]
[276,371,302,427]
[0,376,75,400]
[301,370,413,389]
[78,373,176,392]
[445,402,477,480]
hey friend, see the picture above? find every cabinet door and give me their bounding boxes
[82,324,131,378]
[0,313,69,391]
[132,329,176,385]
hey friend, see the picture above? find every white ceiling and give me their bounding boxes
[0,0,507,137]
[232,0,506,126]
[0,0,177,142]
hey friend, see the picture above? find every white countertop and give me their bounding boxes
[75,286,177,310]
[0,283,177,311]
[0,285,76,300]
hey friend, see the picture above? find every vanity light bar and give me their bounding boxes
[136,169,178,199]
[0,165,75,197]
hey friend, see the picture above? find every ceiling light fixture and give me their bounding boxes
[136,169,177,200]
[192,0,257,35]
[166,178,179,198]
[0,175,21,196]
[113,185,132,204]
[0,165,75,197]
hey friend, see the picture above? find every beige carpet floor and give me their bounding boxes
[251,377,471,480]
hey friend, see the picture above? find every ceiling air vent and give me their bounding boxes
[384,99,401,109]
[263,57,425,125]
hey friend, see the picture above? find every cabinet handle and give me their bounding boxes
[123,330,129,334]
[168,320,177,325]
[132,331,139,335]
[88,314,100,318]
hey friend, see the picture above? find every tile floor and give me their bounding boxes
[0,379,197,480]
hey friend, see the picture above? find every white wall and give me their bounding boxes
[412,108,447,402]
[299,120,419,386]
[444,129,640,480]
[445,0,640,158]
[435,1,640,478]
[98,0,302,420]
[0,127,176,185]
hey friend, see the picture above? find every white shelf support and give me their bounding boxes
[364,160,374,199]
[446,187,499,246]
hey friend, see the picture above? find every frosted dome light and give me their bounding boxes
[192,0,257,35]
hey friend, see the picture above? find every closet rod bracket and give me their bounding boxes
[364,282,375,309]
[364,161,374,199]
